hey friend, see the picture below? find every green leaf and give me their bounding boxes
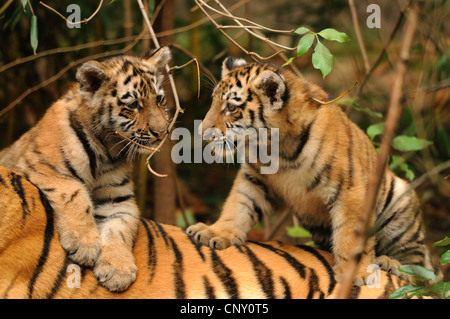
[433,236,450,247]
[390,156,415,181]
[318,28,350,43]
[366,122,385,140]
[431,281,450,299]
[401,164,415,181]
[389,155,404,170]
[294,27,310,35]
[282,57,295,67]
[335,97,358,106]
[392,136,433,152]
[389,284,424,299]
[286,226,312,238]
[297,33,315,57]
[353,105,383,119]
[398,265,436,281]
[441,250,450,265]
[21,0,27,10]
[30,15,38,54]
[312,40,333,78]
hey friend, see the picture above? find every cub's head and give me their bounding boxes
[200,56,289,138]
[76,47,171,154]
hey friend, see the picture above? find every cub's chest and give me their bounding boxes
[264,169,329,218]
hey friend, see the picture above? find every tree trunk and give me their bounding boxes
[151,0,176,225]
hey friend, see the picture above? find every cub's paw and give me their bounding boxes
[333,264,369,287]
[93,245,137,292]
[59,229,101,267]
[186,222,246,249]
[376,255,411,282]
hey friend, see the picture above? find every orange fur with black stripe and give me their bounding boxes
[0,47,171,292]
[0,166,407,299]
[187,57,435,285]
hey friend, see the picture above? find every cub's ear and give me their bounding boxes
[221,56,247,78]
[252,70,286,110]
[145,46,171,71]
[76,61,109,94]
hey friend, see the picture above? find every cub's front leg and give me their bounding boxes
[187,169,274,249]
[92,191,139,292]
[330,192,376,286]
[41,178,101,267]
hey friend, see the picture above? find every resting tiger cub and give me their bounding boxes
[0,166,408,299]
[0,47,171,291]
[187,57,436,285]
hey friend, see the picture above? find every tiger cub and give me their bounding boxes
[187,57,435,285]
[0,47,171,291]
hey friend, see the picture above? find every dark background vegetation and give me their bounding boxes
[0,0,448,277]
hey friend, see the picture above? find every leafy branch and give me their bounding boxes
[283,27,350,78]
[390,237,450,299]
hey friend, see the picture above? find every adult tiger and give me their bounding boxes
[0,48,171,292]
[186,57,436,285]
[0,166,406,299]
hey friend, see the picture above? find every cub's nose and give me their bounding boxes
[150,129,166,138]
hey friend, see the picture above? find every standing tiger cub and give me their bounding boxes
[187,57,435,285]
[0,47,171,291]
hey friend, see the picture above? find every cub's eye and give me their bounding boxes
[156,95,164,105]
[227,103,237,113]
[127,101,139,109]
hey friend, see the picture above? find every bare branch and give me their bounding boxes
[0,30,146,119]
[0,0,14,15]
[348,0,370,73]
[137,0,182,178]
[203,0,296,50]
[1,0,249,74]
[194,0,284,62]
[39,0,104,25]
[336,5,418,299]
[169,58,201,99]
[357,0,411,96]
[311,81,358,105]
[26,0,35,15]
[169,43,217,85]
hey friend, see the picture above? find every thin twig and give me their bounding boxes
[335,5,418,299]
[0,0,14,15]
[206,0,301,76]
[169,43,217,85]
[357,0,411,96]
[151,0,167,24]
[217,24,295,33]
[39,0,104,25]
[265,207,291,241]
[348,0,370,73]
[26,0,35,15]
[205,0,296,50]
[137,0,182,178]
[194,0,284,61]
[0,30,146,119]
[1,0,249,74]
[311,81,358,105]
[114,131,159,152]
[169,58,201,99]
[198,0,295,34]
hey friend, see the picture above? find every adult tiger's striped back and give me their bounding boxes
[0,166,406,299]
